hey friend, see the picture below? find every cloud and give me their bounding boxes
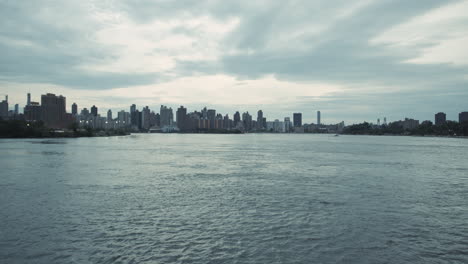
[1,0,467,123]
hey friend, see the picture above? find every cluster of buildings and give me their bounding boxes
[1,92,467,133]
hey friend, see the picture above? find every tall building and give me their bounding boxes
[81,108,90,117]
[257,110,264,130]
[242,112,252,131]
[293,113,302,127]
[233,111,241,127]
[435,112,446,126]
[160,105,174,127]
[141,106,151,129]
[24,102,41,121]
[72,103,78,115]
[384,117,387,125]
[41,93,66,128]
[27,93,31,106]
[91,105,98,117]
[459,112,468,123]
[0,95,8,119]
[107,109,113,121]
[284,117,291,132]
[176,106,187,131]
[317,111,321,125]
[14,104,19,115]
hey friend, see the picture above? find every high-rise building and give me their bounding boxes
[459,112,468,123]
[384,117,387,125]
[207,109,216,129]
[242,112,252,131]
[72,103,78,115]
[160,105,174,127]
[41,93,66,128]
[176,106,187,131]
[257,110,264,130]
[91,105,98,117]
[81,108,90,117]
[435,112,446,126]
[14,104,19,115]
[317,111,321,125]
[293,113,302,127]
[107,109,113,121]
[24,102,41,121]
[141,106,151,129]
[27,93,31,106]
[284,117,291,132]
[0,95,8,119]
[233,111,241,127]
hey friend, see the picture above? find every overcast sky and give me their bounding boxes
[1,0,468,124]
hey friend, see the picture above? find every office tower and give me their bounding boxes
[117,110,130,126]
[317,111,321,125]
[27,93,31,106]
[293,113,302,127]
[160,105,174,127]
[14,104,19,115]
[223,114,230,129]
[242,112,252,131]
[141,106,151,129]
[284,117,291,132]
[72,103,78,115]
[176,106,187,131]
[459,112,468,123]
[435,112,446,126]
[91,105,98,117]
[0,95,8,119]
[24,102,41,121]
[257,110,264,129]
[233,111,241,127]
[41,93,66,128]
[107,109,113,121]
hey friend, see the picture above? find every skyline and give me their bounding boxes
[1,1,468,123]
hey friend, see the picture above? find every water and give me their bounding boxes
[0,134,467,264]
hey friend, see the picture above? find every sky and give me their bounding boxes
[1,0,468,124]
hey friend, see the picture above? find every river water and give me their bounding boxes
[0,134,467,263]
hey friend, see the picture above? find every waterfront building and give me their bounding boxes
[234,111,241,127]
[293,113,302,127]
[176,106,187,131]
[435,112,446,126]
[107,109,113,121]
[14,104,19,115]
[41,93,67,128]
[72,103,78,115]
[0,95,8,119]
[257,110,264,130]
[91,105,98,117]
[27,93,31,106]
[317,111,321,125]
[24,102,41,121]
[284,117,292,132]
[459,112,468,123]
[141,106,151,129]
[242,112,252,131]
[160,105,174,127]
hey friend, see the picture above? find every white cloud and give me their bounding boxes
[371,0,468,65]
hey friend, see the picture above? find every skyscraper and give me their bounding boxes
[141,106,151,129]
[293,113,302,127]
[41,93,66,128]
[207,109,216,129]
[91,105,98,117]
[176,106,187,131]
[459,112,468,123]
[0,95,8,119]
[284,117,291,132]
[233,111,241,127]
[14,104,19,115]
[72,103,78,115]
[242,112,252,131]
[160,105,174,127]
[435,112,446,126]
[27,93,31,106]
[317,111,321,125]
[24,102,41,121]
[107,109,113,121]
[257,110,264,130]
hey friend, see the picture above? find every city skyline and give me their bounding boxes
[1,1,468,124]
